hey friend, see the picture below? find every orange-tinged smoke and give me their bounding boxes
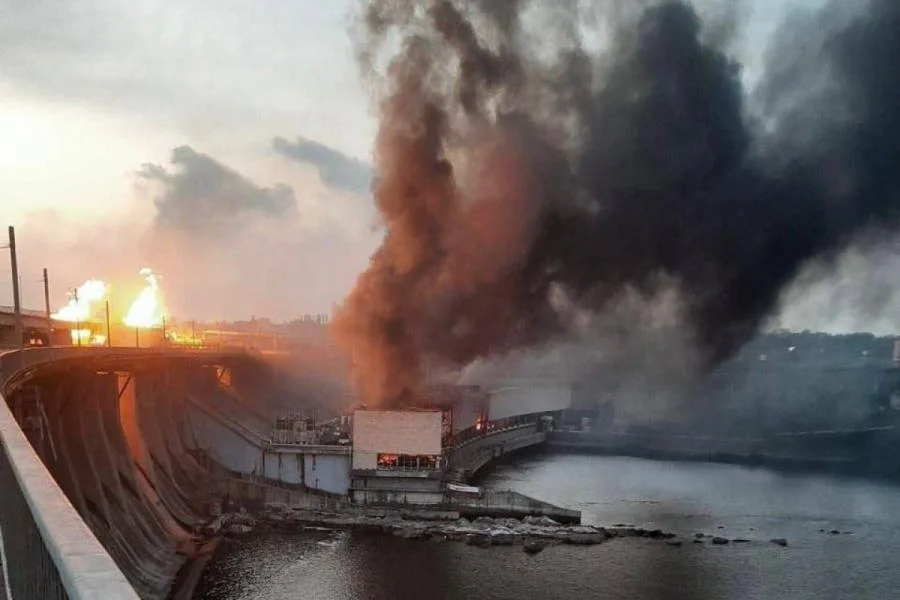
[51,279,108,323]
[124,268,165,329]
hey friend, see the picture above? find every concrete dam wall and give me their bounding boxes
[5,363,218,598]
[0,349,329,599]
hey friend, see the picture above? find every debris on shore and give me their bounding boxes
[200,503,790,552]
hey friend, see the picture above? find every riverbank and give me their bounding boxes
[203,503,802,554]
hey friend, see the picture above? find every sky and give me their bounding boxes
[0,0,379,320]
[0,0,896,333]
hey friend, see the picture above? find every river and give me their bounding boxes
[194,453,900,599]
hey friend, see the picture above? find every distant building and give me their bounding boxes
[351,409,443,472]
[349,408,446,505]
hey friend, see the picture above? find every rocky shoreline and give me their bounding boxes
[204,503,796,554]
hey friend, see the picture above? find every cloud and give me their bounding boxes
[273,136,372,196]
[8,140,380,322]
[138,145,296,234]
[129,143,378,320]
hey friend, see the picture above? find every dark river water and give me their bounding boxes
[194,454,900,600]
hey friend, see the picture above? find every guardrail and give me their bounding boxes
[0,346,253,397]
[0,369,139,599]
[448,413,548,476]
[450,412,542,448]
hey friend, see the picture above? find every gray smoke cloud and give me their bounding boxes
[334,0,900,407]
[139,145,296,234]
[273,136,372,196]
[775,237,900,335]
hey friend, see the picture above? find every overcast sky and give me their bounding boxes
[1,0,895,333]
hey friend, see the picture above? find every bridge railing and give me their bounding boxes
[0,391,139,600]
[450,412,542,448]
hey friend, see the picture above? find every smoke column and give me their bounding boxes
[333,0,900,407]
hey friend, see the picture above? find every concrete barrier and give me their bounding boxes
[0,388,139,600]
[0,349,223,599]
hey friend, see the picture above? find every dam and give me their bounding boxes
[2,303,898,599]
[0,342,563,599]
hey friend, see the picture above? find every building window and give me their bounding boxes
[376,454,438,471]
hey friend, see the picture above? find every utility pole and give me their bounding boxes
[8,226,23,350]
[73,287,81,347]
[42,268,52,347]
[105,300,111,348]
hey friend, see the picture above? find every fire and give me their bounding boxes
[70,329,106,346]
[51,279,107,322]
[123,268,164,328]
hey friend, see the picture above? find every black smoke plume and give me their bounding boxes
[334,0,900,407]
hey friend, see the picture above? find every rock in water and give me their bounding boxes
[523,539,547,554]
[770,538,788,547]
[711,537,729,545]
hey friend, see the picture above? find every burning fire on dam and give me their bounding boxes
[123,268,164,329]
[50,268,167,346]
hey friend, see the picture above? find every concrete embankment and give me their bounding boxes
[448,490,580,524]
[216,477,580,525]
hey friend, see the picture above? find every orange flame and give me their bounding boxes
[70,328,107,346]
[51,279,107,322]
[123,268,164,329]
